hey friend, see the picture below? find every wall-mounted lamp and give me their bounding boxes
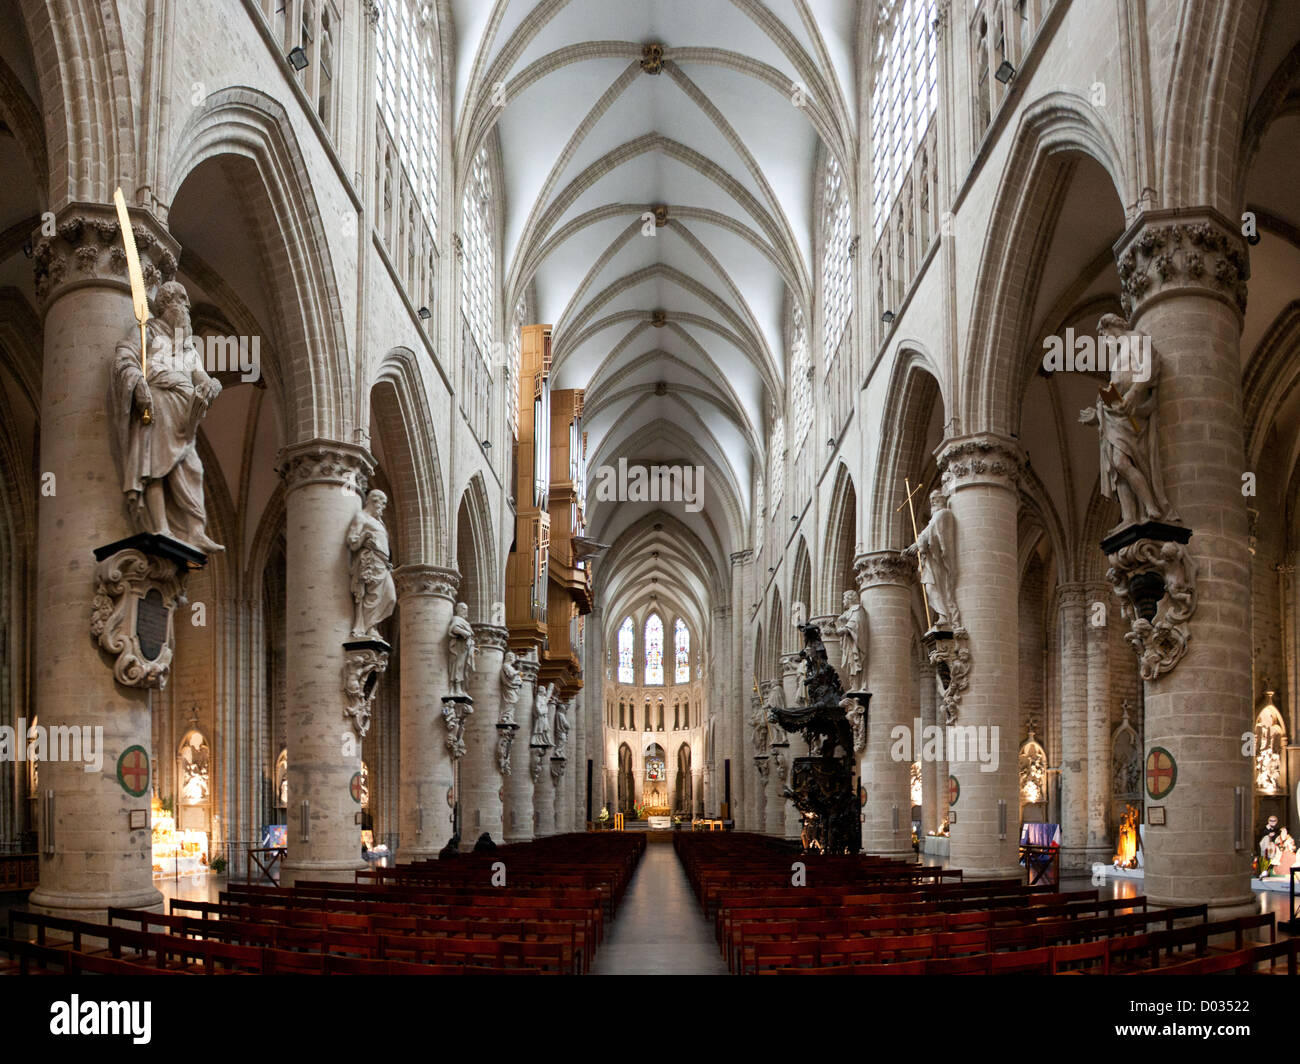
[826,438,836,447]
[881,310,895,324]
[417,306,431,320]
[288,46,309,71]
[997,798,1007,839]
[299,799,310,843]
[995,60,1016,84]
[481,439,492,449]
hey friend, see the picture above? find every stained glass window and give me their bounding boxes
[644,614,664,685]
[769,414,785,507]
[617,617,634,684]
[674,618,690,683]
[646,757,666,782]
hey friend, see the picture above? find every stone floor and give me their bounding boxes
[590,843,729,975]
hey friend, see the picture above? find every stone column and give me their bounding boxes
[1085,581,1113,861]
[752,757,770,832]
[919,661,946,834]
[28,204,183,919]
[394,565,459,860]
[461,623,507,848]
[1114,209,1253,915]
[760,680,787,835]
[1056,582,1089,870]
[535,749,558,837]
[729,550,752,827]
[502,652,539,842]
[855,551,915,856]
[780,652,803,709]
[277,440,375,885]
[938,434,1023,878]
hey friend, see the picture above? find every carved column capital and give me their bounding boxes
[1114,207,1249,320]
[393,564,460,601]
[853,549,913,590]
[937,433,1023,495]
[470,623,510,652]
[32,201,181,309]
[276,438,373,497]
[1055,581,1091,612]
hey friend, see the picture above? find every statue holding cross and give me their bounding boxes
[900,479,960,632]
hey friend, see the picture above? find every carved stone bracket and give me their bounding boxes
[925,629,970,725]
[531,746,546,783]
[496,723,518,776]
[441,698,473,760]
[1105,535,1198,680]
[342,640,389,740]
[90,537,197,689]
[754,755,771,783]
[550,755,567,783]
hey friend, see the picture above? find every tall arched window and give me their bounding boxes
[644,614,664,686]
[754,472,765,553]
[870,0,938,238]
[376,0,439,236]
[674,618,690,683]
[617,616,634,684]
[789,307,812,447]
[820,154,852,367]
[768,412,785,507]
[461,144,495,361]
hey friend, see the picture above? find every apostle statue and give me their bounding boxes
[553,699,570,759]
[1079,314,1173,529]
[532,681,554,747]
[346,490,396,639]
[748,694,769,756]
[904,489,959,631]
[447,602,476,699]
[765,681,789,746]
[109,280,223,553]
[835,589,866,689]
[500,650,522,726]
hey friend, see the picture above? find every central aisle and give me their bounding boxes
[590,843,730,975]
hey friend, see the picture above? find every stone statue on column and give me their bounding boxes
[500,650,522,725]
[748,693,769,755]
[1079,314,1174,530]
[446,602,476,700]
[531,681,554,747]
[553,699,570,759]
[765,682,789,746]
[834,589,866,689]
[108,280,223,553]
[904,489,959,630]
[346,490,396,639]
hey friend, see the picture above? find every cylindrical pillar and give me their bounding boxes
[277,440,375,885]
[939,434,1023,878]
[855,551,915,856]
[1085,582,1113,861]
[28,204,183,919]
[1115,209,1253,915]
[1056,583,1089,869]
[461,623,507,848]
[920,660,943,835]
[503,652,539,842]
[394,565,459,859]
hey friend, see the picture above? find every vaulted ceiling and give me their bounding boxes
[448,0,861,612]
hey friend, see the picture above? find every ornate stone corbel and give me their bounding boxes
[341,644,388,739]
[925,631,970,725]
[1106,536,1197,679]
[442,700,473,760]
[550,755,567,783]
[496,724,517,775]
[754,755,771,784]
[531,746,546,783]
[90,541,195,689]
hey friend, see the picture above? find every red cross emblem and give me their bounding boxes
[117,745,150,797]
[349,772,364,804]
[948,775,959,806]
[1146,748,1176,800]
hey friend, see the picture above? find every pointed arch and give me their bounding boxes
[370,347,449,566]
[820,462,858,613]
[454,473,496,618]
[166,87,354,444]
